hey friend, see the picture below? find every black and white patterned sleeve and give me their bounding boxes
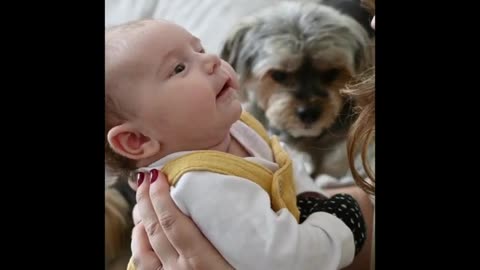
[297,193,367,255]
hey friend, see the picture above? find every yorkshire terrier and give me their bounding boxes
[220,0,374,180]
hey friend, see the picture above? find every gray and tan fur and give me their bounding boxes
[221,0,374,178]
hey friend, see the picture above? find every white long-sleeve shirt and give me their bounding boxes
[139,120,355,270]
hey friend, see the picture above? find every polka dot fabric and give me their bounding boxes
[297,193,367,255]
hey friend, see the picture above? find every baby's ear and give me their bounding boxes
[107,123,160,161]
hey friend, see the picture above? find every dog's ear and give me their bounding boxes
[354,37,374,74]
[220,20,258,102]
[220,21,255,69]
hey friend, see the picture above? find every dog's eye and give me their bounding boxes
[321,69,340,83]
[271,71,288,83]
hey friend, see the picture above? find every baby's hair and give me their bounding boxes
[106,20,149,36]
[105,20,150,180]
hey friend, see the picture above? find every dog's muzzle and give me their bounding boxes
[296,105,321,125]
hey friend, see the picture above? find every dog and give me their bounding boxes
[220,0,374,180]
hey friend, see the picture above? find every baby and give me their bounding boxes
[105,19,366,270]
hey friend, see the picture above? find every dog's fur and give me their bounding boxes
[104,1,374,265]
[221,0,374,178]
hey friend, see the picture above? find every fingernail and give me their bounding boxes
[150,169,159,183]
[136,172,145,186]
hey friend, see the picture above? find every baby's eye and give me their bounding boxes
[199,47,205,53]
[174,63,185,74]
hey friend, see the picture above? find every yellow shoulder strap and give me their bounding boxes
[161,148,300,222]
[239,111,300,221]
[161,112,300,221]
[239,111,271,145]
[161,151,273,195]
[269,136,300,221]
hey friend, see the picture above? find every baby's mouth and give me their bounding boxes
[216,78,232,99]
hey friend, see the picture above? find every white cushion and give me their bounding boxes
[105,0,277,54]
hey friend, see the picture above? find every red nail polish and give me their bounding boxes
[150,169,159,183]
[136,172,145,186]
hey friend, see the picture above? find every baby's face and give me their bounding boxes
[110,20,242,153]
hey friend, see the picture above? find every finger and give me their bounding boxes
[130,223,162,270]
[129,179,138,191]
[136,169,179,265]
[149,170,211,259]
[133,204,141,225]
[129,172,144,191]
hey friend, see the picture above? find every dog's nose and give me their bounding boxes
[296,106,321,124]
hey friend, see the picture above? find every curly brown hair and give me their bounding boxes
[343,0,375,195]
[343,67,375,195]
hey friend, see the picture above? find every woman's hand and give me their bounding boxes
[130,170,233,270]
